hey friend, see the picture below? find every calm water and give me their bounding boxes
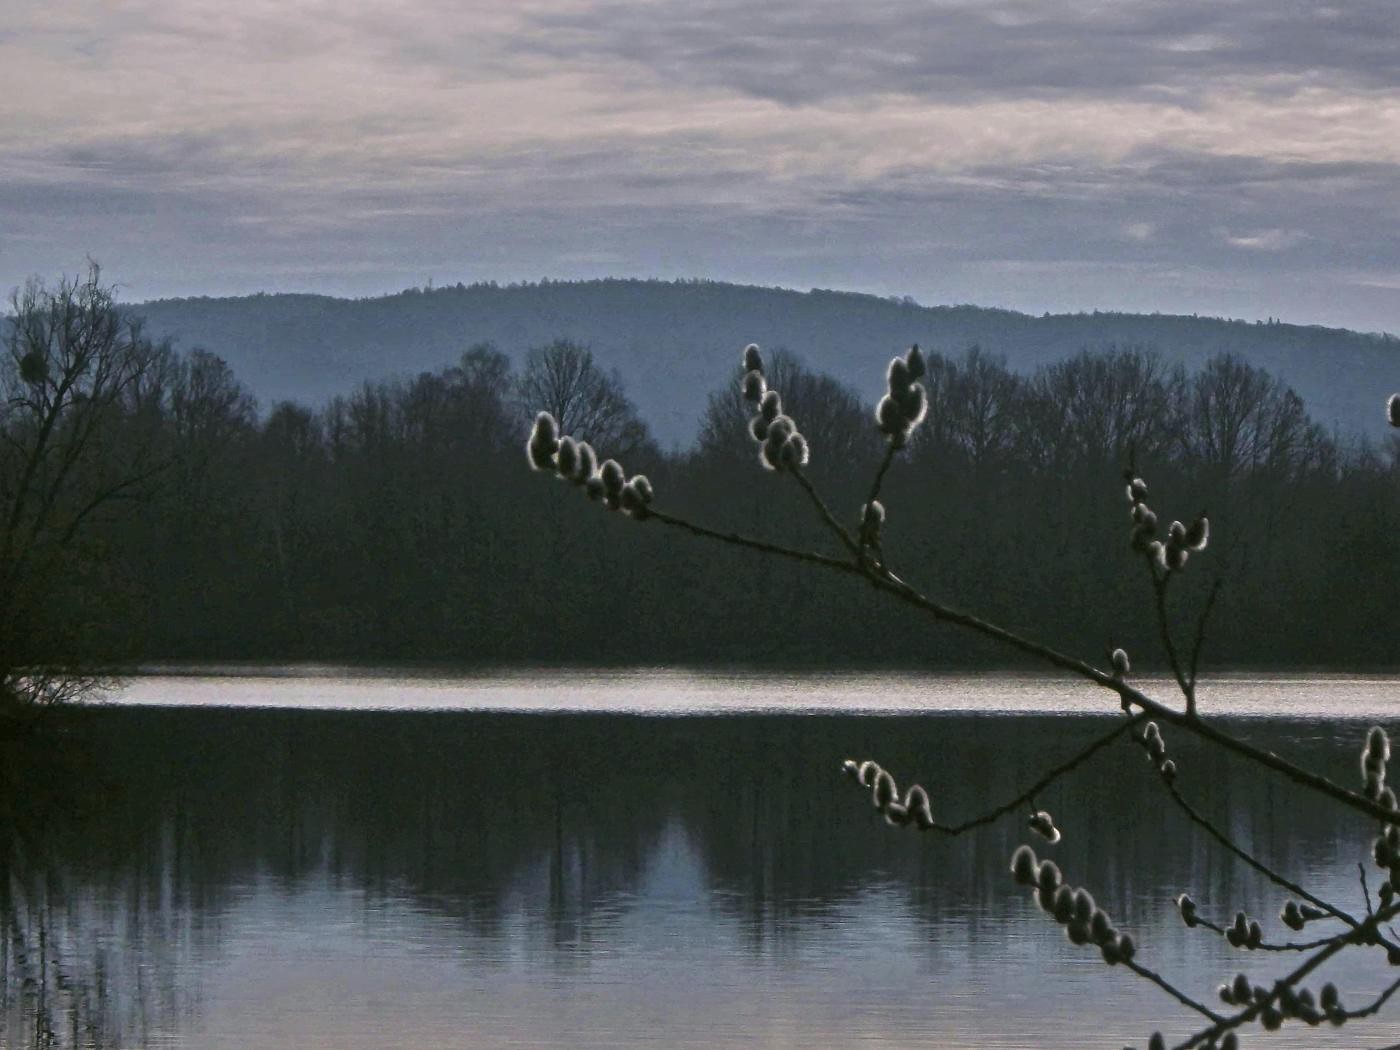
[3,672,1400,1049]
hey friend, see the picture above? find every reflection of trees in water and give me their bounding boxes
[0,735,202,1049]
[0,706,1379,1042]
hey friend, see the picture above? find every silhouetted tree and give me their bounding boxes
[0,265,166,716]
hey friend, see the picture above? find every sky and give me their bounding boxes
[3,0,1399,333]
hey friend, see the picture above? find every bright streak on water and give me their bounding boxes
[116,667,1400,717]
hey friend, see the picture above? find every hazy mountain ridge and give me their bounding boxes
[125,279,1400,446]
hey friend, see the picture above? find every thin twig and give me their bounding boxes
[1122,958,1224,1023]
[864,442,898,515]
[1149,566,1193,711]
[645,502,1400,826]
[1189,916,1338,953]
[861,564,1400,825]
[1186,576,1223,694]
[1341,974,1400,1021]
[1173,903,1400,1049]
[648,509,855,575]
[1160,774,1366,933]
[932,714,1145,835]
[847,714,1145,836]
[788,467,860,557]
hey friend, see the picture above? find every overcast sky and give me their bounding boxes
[3,0,1399,331]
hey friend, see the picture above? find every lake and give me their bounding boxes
[2,670,1398,1048]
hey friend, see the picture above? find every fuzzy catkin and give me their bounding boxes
[555,436,579,479]
[781,433,809,467]
[1011,845,1038,885]
[1111,648,1130,677]
[887,357,911,397]
[574,442,597,484]
[1184,515,1209,551]
[876,395,904,435]
[600,459,625,497]
[906,344,926,380]
[743,370,766,403]
[527,411,561,470]
[895,382,927,427]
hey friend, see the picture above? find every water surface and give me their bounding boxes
[4,672,1400,1048]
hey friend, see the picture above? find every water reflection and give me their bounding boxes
[3,704,1398,1048]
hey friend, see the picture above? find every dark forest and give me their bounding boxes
[31,327,1400,671]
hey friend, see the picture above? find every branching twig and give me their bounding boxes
[1122,958,1224,1023]
[788,467,860,557]
[531,357,1400,1046]
[1158,772,1373,939]
[847,714,1145,837]
[648,500,1400,826]
[931,714,1145,835]
[864,442,897,515]
[1341,973,1400,1021]
[1186,915,1337,952]
[648,509,854,575]
[1186,576,1222,695]
[1173,902,1400,1049]
[1149,567,1193,709]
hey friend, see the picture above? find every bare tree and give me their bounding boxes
[0,265,165,720]
[1024,346,1185,472]
[527,342,1400,1049]
[1179,355,1321,482]
[917,346,1025,472]
[517,339,653,460]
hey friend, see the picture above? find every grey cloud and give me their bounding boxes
[8,142,1398,309]
[4,0,1400,335]
[514,0,1400,104]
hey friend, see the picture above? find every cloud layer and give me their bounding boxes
[3,0,1398,332]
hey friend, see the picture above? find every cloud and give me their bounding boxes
[0,0,1397,332]
[513,0,1400,104]
[1223,228,1308,251]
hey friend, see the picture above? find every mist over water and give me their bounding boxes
[3,674,1398,1048]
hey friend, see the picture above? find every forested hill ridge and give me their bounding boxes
[127,279,1400,446]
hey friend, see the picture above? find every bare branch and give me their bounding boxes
[1187,576,1223,693]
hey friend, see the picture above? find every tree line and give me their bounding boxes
[9,270,1400,674]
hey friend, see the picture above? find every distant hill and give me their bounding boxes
[126,279,1400,447]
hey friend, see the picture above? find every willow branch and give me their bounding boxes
[1186,576,1222,693]
[788,467,860,557]
[1159,772,1368,935]
[931,713,1144,835]
[641,502,1400,826]
[1122,958,1224,1023]
[1174,903,1400,1050]
[1341,974,1400,1021]
[1188,915,1338,953]
[865,442,898,513]
[647,508,856,576]
[1149,566,1193,711]
[846,714,1144,836]
[863,564,1400,823]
